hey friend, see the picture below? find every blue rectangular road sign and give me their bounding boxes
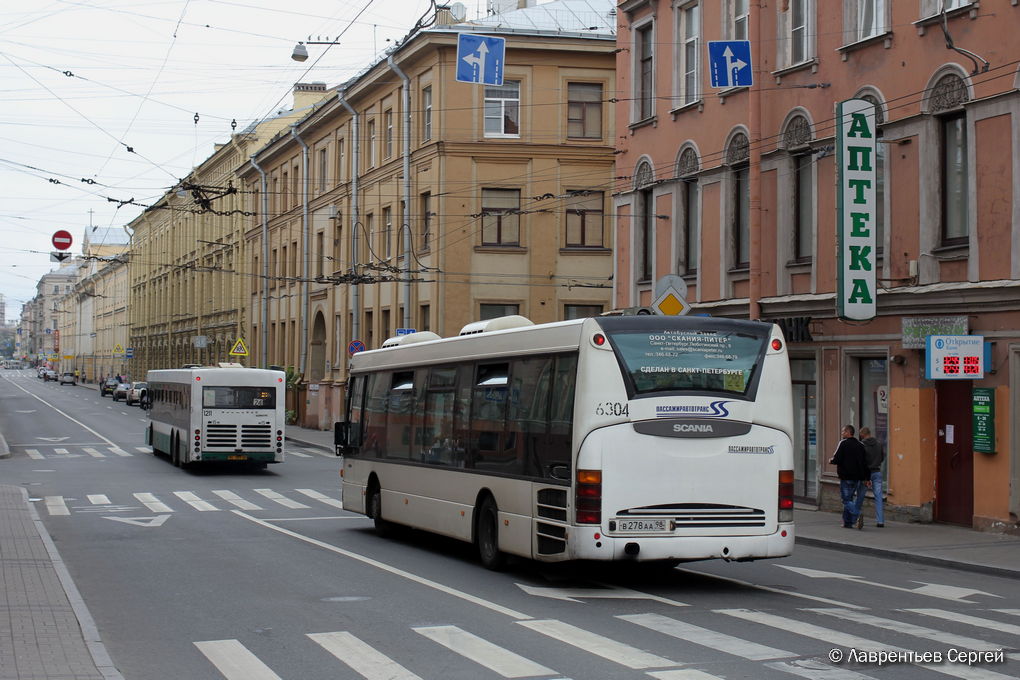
[126,347,134,358]
[708,40,753,88]
[456,33,505,86]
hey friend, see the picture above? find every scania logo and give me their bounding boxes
[673,423,714,433]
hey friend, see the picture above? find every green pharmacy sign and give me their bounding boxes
[972,387,995,454]
[836,99,877,321]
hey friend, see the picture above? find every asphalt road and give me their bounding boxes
[2,369,1019,680]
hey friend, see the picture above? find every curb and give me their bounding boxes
[795,535,1020,581]
[286,435,334,454]
[0,427,9,459]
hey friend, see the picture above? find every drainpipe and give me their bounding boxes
[388,54,412,329]
[338,89,360,343]
[249,154,270,367]
[291,124,310,378]
[748,2,762,321]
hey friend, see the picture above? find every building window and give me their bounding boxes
[384,109,393,158]
[337,136,345,183]
[419,304,430,332]
[726,133,750,269]
[367,119,376,168]
[420,192,432,251]
[677,147,700,275]
[318,148,328,192]
[922,0,969,17]
[636,23,654,120]
[422,86,432,142]
[778,0,813,69]
[316,231,324,278]
[731,0,749,40]
[860,94,886,253]
[634,161,655,282]
[567,83,602,139]
[481,189,520,246]
[565,191,604,248]
[363,213,373,263]
[941,112,968,245]
[564,304,603,320]
[382,206,393,259]
[281,171,288,210]
[480,303,519,320]
[845,0,887,43]
[676,3,700,106]
[484,80,520,137]
[793,153,813,260]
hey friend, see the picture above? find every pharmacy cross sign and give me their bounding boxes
[836,99,877,321]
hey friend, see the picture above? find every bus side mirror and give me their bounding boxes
[334,421,349,456]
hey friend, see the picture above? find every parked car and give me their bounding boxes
[126,381,148,406]
[42,369,56,381]
[58,372,76,385]
[112,382,130,401]
[100,378,119,396]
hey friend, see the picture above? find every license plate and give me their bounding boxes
[616,518,670,533]
[227,455,247,461]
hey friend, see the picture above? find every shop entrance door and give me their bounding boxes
[935,381,973,526]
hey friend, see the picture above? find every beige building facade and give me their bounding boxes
[238,1,617,429]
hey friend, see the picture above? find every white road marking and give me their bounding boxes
[26,449,43,459]
[618,613,794,660]
[133,493,173,513]
[233,510,531,620]
[294,488,343,509]
[517,619,675,669]
[286,449,312,458]
[415,625,557,678]
[54,448,70,455]
[717,609,1016,680]
[83,447,106,458]
[810,608,1004,651]
[108,447,131,456]
[87,495,111,505]
[909,609,1020,636]
[45,496,70,515]
[648,671,731,680]
[679,568,863,609]
[134,447,151,453]
[174,491,219,511]
[212,490,261,511]
[254,488,309,509]
[307,631,423,680]
[194,640,282,680]
[766,659,880,680]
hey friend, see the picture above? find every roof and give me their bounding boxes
[83,227,130,247]
[461,0,616,36]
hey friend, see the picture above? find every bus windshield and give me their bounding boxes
[202,386,276,409]
[605,327,767,397]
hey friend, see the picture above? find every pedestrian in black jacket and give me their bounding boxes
[830,424,869,529]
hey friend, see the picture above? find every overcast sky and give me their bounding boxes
[0,0,473,321]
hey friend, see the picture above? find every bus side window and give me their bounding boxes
[362,372,390,458]
[506,356,553,478]
[385,371,415,461]
[346,375,367,450]
[421,367,457,466]
[470,363,511,473]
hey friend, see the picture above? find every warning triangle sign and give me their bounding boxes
[113,343,125,354]
[229,337,249,356]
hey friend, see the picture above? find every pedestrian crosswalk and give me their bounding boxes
[192,605,1020,680]
[43,487,344,515]
[17,444,333,460]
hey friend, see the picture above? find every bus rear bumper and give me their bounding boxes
[568,523,795,562]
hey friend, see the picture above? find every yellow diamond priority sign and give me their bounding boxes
[651,287,690,316]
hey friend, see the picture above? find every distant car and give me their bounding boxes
[42,369,57,381]
[100,378,119,396]
[112,382,130,401]
[126,382,148,406]
[58,372,76,385]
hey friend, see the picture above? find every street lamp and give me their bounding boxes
[292,42,309,62]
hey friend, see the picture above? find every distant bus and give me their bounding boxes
[2,359,24,369]
[336,315,795,569]
[146,365,286,468]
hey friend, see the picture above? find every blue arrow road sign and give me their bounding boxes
[708,40,753,88]
[456,33,505,86]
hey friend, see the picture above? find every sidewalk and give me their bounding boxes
[0,422,1016,680]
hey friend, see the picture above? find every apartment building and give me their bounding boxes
[615,0,1020,530]
[239,0,617,428]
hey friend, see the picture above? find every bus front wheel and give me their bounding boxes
[476,496,506,571]
[368,487,394,537]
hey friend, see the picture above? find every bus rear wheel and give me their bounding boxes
[476,496,506,571]
[368,487,394,537]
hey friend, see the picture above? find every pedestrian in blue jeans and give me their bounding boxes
[830,424,870,529]
[859,426,885,527]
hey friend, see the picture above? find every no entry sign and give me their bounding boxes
[52,230,73,251]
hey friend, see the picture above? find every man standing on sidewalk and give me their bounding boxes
[859,426,885,527]
[830,424,870,529]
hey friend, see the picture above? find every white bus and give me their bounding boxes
[336,315,795,569]
[146,365,286,468]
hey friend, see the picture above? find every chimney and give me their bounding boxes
[293,82,329,110]
[435,4,454,25]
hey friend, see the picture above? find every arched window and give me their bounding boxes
[634,161,655,282]
[727,133,750,268]
[677,148,700,274]
[783,115,814,261]
[858,94,886,253]
[928,73,969,246]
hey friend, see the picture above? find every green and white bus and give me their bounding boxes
[146,365,285,468]
[336,315,795,569]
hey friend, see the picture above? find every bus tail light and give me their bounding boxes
[576,469,602,524]
[778,469,794,522]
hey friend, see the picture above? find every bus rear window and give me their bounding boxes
[606,328,767,396]
[202,386,276,409]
